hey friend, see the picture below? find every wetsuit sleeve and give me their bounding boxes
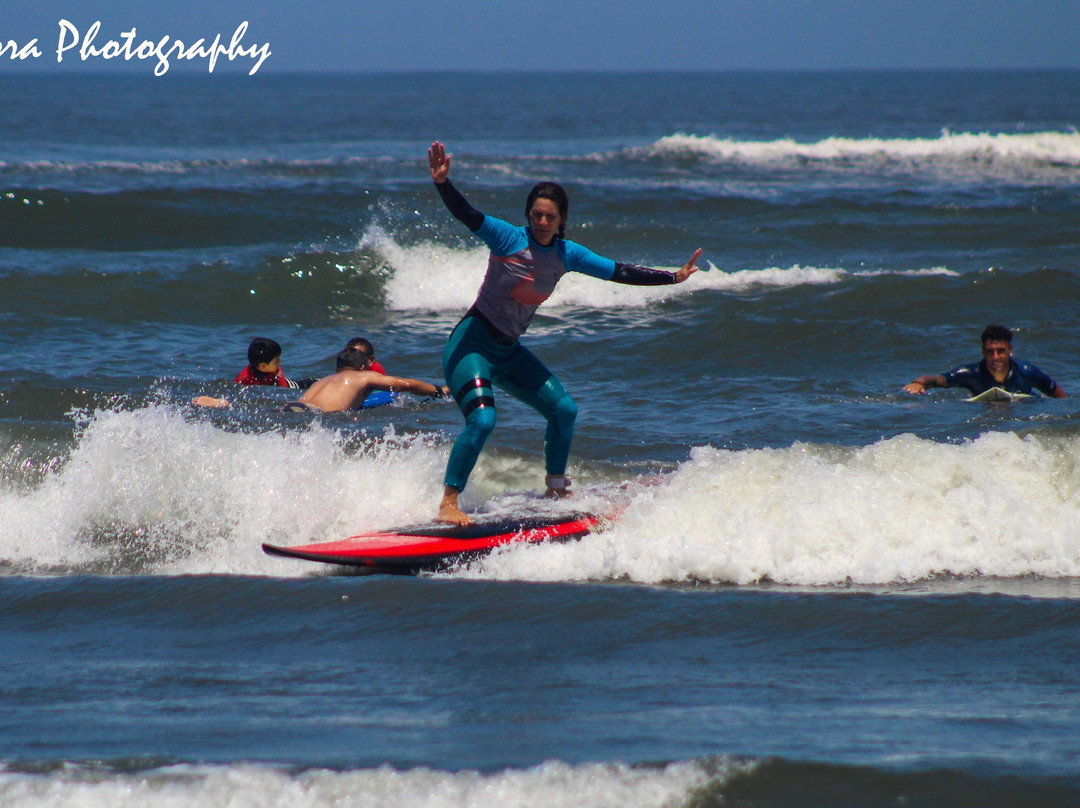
[562,240,616,279]
[1019,362,1059,396]
[287,376,319,390]
[563,240,676,284]
[941,364,978,392]
[435,180,484,232]
[611,262,677,286]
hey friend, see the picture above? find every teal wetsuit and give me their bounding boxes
[443,313,578,490]
[436,179,676,492]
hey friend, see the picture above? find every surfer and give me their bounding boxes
[428,140,702,525]
[903,324,1066,398]
[283,347,448,413]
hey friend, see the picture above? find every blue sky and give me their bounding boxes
[3,0,1079,74]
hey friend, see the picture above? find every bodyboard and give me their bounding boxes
[360,390,398,408]
[263,509,607,574]
[966,387,1032,403]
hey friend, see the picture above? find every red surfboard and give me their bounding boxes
[262,510,607,574]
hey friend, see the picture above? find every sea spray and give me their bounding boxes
[0,405,449,576]
[471,431,1080,585]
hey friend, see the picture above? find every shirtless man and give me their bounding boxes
[286,348,449,412]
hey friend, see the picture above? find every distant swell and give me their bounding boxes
[647,130,1080,174]
[710,758,1080,808]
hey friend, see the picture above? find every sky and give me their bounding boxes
[2,0,1079,75]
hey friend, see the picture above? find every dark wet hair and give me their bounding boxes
[525,181,569,239]
[247,337,282,366]
[981,324,1013,345]
[345,336,375,358]
[336,347,372,371]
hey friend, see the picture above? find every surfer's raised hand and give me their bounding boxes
[428,141,451,184]
[673,248,703,283]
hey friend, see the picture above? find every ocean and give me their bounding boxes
[1,70,1080,806]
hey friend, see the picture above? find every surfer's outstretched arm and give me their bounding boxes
[370,373,449,399]
[903,374,947,395]
[609,247,703,286]
[429,141,484,231]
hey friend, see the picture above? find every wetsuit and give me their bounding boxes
[436,179,677,492]
[942,358,1060,396]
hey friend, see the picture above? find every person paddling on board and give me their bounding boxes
[903,323,1066,398]
[428,140,703,525]
[284,347,449,413]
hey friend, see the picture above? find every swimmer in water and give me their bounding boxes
[284,347,448,413]
[903,324,1065,398]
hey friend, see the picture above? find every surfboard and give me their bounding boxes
[966,387,1032,403]
[263,509,608,574]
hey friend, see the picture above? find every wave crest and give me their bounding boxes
[648,130,1080,174]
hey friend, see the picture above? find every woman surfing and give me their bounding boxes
[428,141,702,525]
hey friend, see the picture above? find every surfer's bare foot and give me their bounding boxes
[545,487,573,499]
[437,487,473,525]
[544,475,572,499]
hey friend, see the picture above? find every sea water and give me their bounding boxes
[1,71,1080,806]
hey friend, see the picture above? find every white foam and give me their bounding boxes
[360,226,956,312]
[0,758,736,808]
[470,431,1080,586]
[0,405,449,576]
[9,407,1079,586]
[650,130,1080,173]
[366,225,704,312]
[366,225,487,312]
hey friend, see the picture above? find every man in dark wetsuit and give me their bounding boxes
[903,324,1066,398]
